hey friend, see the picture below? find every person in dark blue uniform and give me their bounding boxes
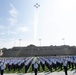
[1,62,6,75]
[63,59,68,75]
[34,63,38,75]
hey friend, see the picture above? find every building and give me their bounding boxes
[1,44,76,57]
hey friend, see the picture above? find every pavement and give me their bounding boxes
[3,70,76,75]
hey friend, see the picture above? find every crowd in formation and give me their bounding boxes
[0,56,76,75]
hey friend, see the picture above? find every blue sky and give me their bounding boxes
[0,0,76,48]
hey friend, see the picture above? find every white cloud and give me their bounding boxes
[8,31,17,35]
[0,25,5,34]
[17,26,29,33]
[0,25,4,30]
[0,39,33,48]
[0,30,17,35]
[0,41,14,49]
[9,4,18,18]
[8,18,17,25]
[0,32,6,35]
[9,3,18,25]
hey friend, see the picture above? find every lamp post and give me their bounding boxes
[34,3,40,8]
[34,3,40,45]
[19,39,22,47]
[62,38,65,45]
[39,39,41,46]
[14,39,16,47]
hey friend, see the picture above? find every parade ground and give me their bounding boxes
[3,70,76,75]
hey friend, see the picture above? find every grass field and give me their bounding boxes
[4,64,76,73]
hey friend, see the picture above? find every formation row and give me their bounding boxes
[0,56,76,75]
